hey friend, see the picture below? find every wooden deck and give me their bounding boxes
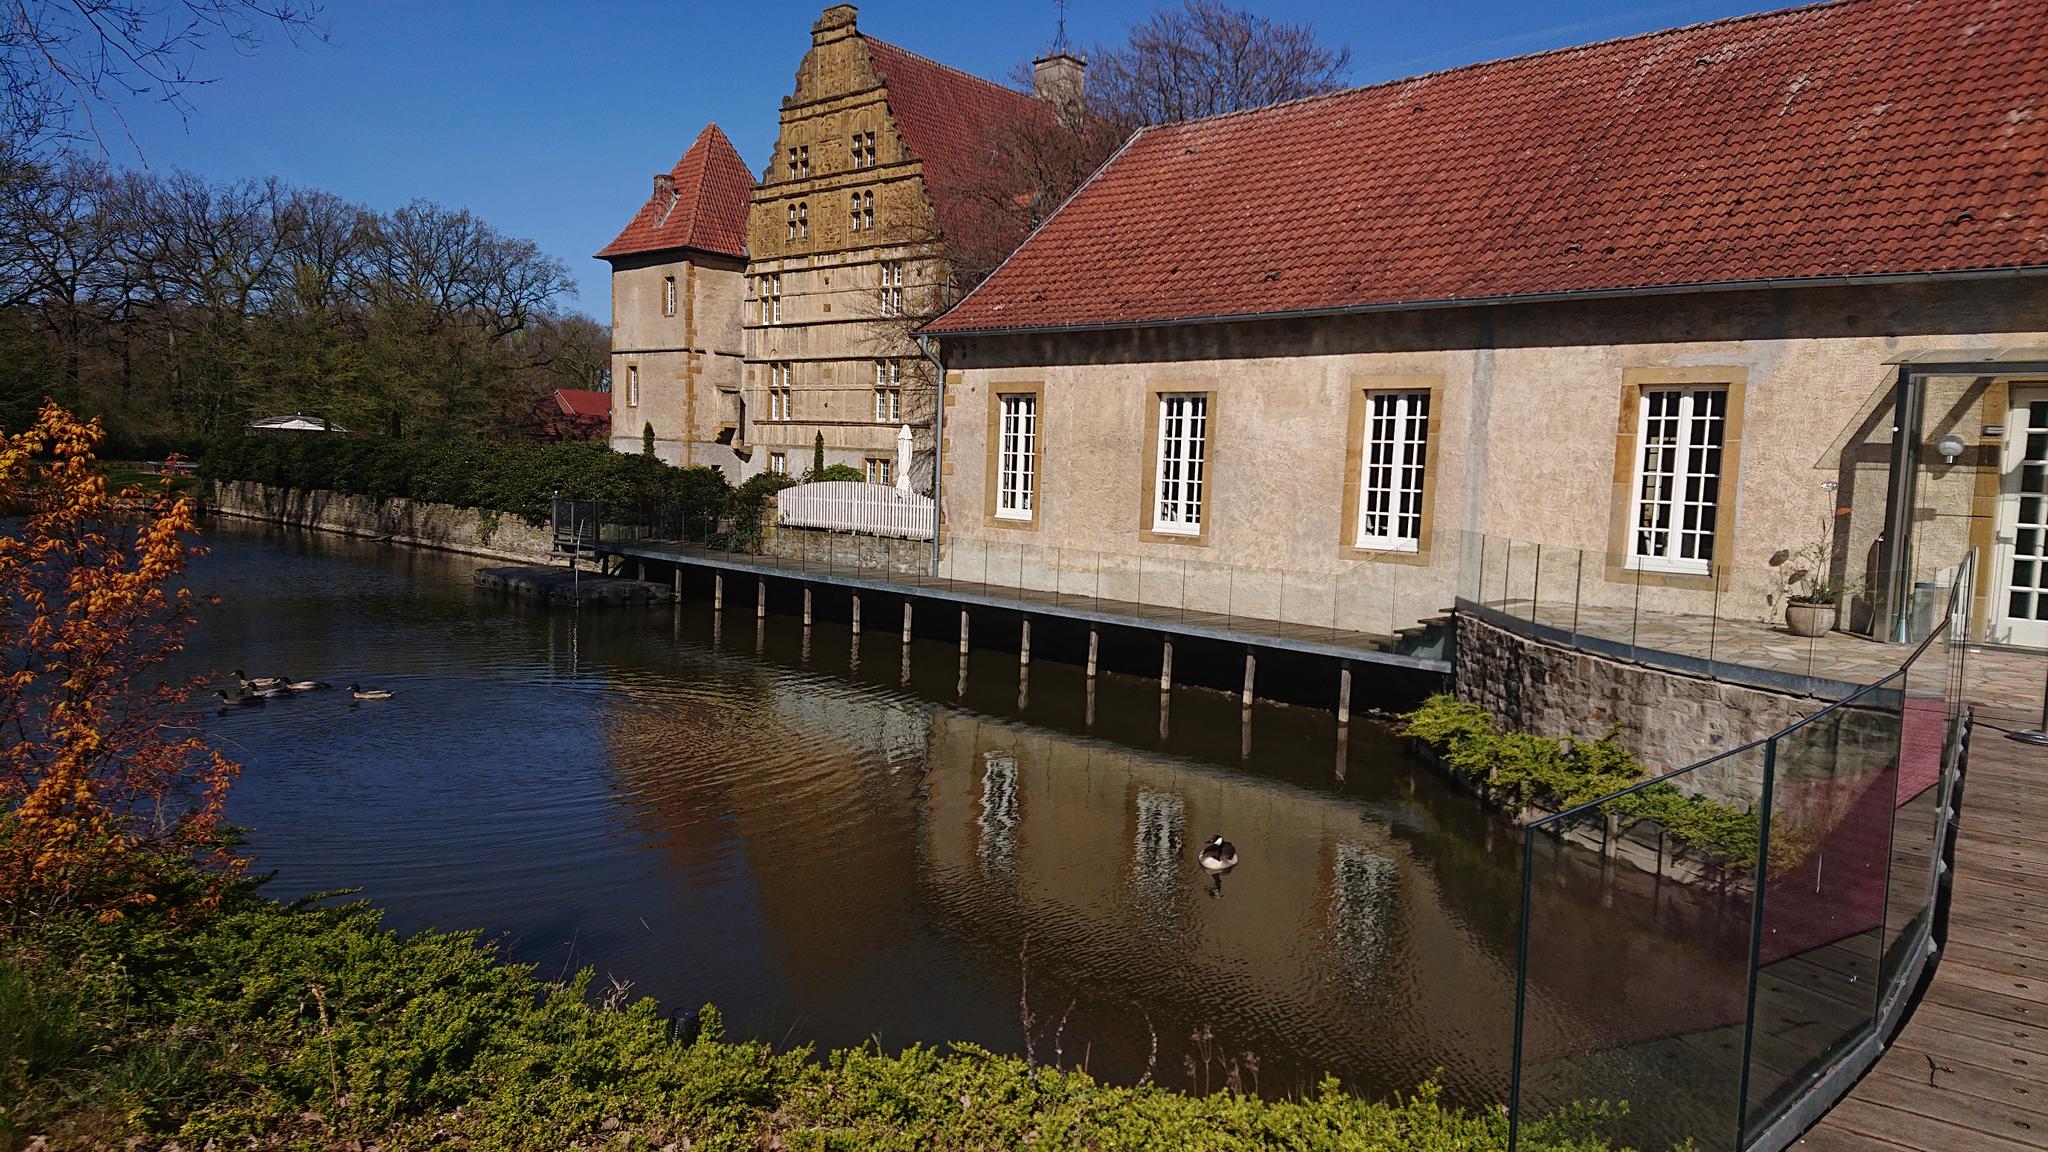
[1799,701,2048,1152]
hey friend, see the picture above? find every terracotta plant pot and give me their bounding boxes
[1785,600,1837,638]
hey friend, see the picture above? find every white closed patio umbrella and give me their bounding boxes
[896,423,913,492]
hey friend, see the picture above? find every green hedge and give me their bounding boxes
[1,889,1636,1151]
[198,434,732,526]
[1402,695,1760,869]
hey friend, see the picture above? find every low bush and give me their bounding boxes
[198,433,732,527]
[0,888,1638,1151]
[1401,695,1759,869]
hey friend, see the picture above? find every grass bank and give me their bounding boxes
[1,886,1634,1151]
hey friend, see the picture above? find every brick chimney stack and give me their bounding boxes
[653,172,674,200]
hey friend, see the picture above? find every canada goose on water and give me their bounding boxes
[1198,835,1238,872]
[346,683,394,701]
[233,670,285,691]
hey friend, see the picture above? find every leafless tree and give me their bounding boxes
[1087,0,1352,127]
[2,0,323,152]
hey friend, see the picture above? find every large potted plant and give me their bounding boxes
[1776,532,1841,638]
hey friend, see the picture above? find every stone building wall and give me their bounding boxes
[760,523,930,574]
[609,251,749,476]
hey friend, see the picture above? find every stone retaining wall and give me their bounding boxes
[760,523,931,575]
[207,481,559,565]
[1455,611,1815,778]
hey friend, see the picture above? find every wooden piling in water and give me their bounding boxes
[1337,664,1352,725]
[673,568,682,598]
[1086,628,1099,679]
[1242,651,1256,707]
[851,594,861,634]
[903,601,913,645]
[1019,619,1031,666]
[714,573,724,610]
[803,587,813,626]
[1160,640,1174,692]
[959,609,970,654]
[757,579,767,619]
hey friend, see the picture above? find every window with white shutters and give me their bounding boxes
[996,393,1037,521]
[1152,393,1208,535]
[1630,387,1727,573]
[1356,391,1429,550]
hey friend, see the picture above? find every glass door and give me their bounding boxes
[1995,386,2048,648]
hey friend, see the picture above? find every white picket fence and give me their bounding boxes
[775,481,935,540]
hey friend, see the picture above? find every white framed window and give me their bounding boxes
[865,456,894,486]
[1356,391,1429,551]
[850,191,862,231]
[662,275,676,317]
[769,451,788,475]
[1629,386,1727,574]
[798,144,809,177]
[787,147,797,177]
[1152,392,1208,535]
[786,204,797,240]
[626,365,639,408]
[768,362,791,421]
[798,202,808,239]
[760,273,782,324]
[879,260,903,316]
[852,130,876,169]
[872,360,902,422]
[996,393,1037,521]
[862,190,874,231]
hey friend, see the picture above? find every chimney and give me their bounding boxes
[813,4,858,46]
[1032,51,1086,120]
[653,172,674,200]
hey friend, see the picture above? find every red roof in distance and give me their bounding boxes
[926,0,2048,336]
[597,125,753,261]
[554,388,611,420]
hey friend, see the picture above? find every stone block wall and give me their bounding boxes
[1455,612,1816,781]
[760,524,931,574]
[208,481,558,564]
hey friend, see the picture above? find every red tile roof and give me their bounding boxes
[864,37,1052,258]
[926,0,2048,336]
[597,125,753,261]
[554,388,611,420]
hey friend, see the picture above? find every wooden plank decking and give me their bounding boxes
[1799,700,2048,1152]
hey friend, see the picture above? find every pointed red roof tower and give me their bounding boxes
[597,124,754,261]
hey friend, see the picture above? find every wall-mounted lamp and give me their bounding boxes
[1936,434,1967,463]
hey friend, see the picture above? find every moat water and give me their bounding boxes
[181,519,1714,1114]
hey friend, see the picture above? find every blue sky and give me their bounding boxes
[99,0,1777,317]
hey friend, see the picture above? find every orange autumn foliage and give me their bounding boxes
[0,402,241,923]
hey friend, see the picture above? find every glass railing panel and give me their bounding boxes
[1528,542,1584,635]
[1882,639,1949,1006]
[1513,741,1768,1152]
[1741,682,1901,1143]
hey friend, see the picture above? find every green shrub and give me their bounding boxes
[0,891,1638,1151]
[1401,695,1758,868]
[809,463,864,483]
[199,434,730,528]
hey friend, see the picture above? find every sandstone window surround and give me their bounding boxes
[1606,366,1748,591]
[768,362,792,421]
[786,145,811,179]
[879,260,904,316]
[873,360,902,421]
[865,455,894,485]
[626,365,639,408]
[1138,386,1214,546]
[1339,375,1442,565]
[662,276,676,317]
[769,451,788,475]
[983,381,1043,529]
[760,273,782,324]
[849,190,875,232]
[852,130,877,169]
